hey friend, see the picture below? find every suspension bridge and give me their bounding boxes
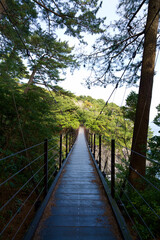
[0,127,160,240]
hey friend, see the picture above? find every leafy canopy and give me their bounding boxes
[0,0,105,87]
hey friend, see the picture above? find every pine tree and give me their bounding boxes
[86,0,160,186]
[0,0,105,88]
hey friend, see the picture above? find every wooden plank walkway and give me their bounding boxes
[32,127,122,240]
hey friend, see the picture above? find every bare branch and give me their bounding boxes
[127,0,147,29]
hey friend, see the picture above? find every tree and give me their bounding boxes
[85,0,160,185]
[24,30,76,92]
[0,0,105,90]
[129,0,160,185]
[122,91,138,122]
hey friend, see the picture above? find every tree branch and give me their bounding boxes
[127,0,147,29]
[32,0,67,18]
[85,31,144,59]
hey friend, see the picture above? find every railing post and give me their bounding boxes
[111,139,115,199]
[86,129,89,143]
[93,134,96,158]
[88,131,90,146]
[66,133,68,158]
[69,133,71,151]
[70,132,73,148]
[72,131,74,146]
[59,134,62,169]
[91,133,93,153]
[99,135,101,171]
[44,138,48,197]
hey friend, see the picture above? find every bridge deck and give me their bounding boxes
[33,127,122,240]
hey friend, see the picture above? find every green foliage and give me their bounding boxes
[147,104,160,178]
[114,155,160,240]
[112,101,160,240]
[120,183,160,239]
[85,0,150,87]
[0,79,80,238]
[0,0,105,88]
[122,91,138,122]
[153,105,160,127]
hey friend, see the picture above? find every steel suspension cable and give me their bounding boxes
[11,185,45,240]
[0,173,45,236]
[116,154,160,192]
[0,141,44,162]
[0,162,45,212]
[0,152,45,187]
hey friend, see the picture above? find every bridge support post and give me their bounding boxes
[91,133,93,153]
[99,135,101,171]
[66,133,68,158]
[69,133,71,151]
[44,139,48,197]
[111,139,115,199]
[59,134,62,169]
[93,134,96,158]
[88,131,90,147]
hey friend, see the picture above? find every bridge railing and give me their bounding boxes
[85,129,160,240]
[0,128,78,240]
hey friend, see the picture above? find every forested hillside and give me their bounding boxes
[0,80,135,159]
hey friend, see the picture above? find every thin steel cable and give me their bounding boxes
[48,162,57,174]
[94,7,160,126]
[48,166,58,182]
[126,179,160,220]
[48,145,58,152]
[103,160,143,239]
[95,81,119,121]
[11,186,45,240]
[48,136,59,142]
[122,189,156,239]
[0,162,45,211]
[116,154,160,192]
[0,152,45,187]
[48,152,58,163]
[115,142,160,165]
[110,182,143,240]
[0,141,44,162]
[0,174,45,236]
[117,197,143,240]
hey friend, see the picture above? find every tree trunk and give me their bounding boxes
[24,67,37,93]
[129,0,160,186]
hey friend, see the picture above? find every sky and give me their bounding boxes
[59,0,160,135]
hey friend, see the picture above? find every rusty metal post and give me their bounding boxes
[93,134,96,158]
[44,139,48,197]
[69,133,71,151]
[71,132,73,148]
[86,129,89,143]
[99,135,101,171]
[59,134,62,169]
[111,139,115,199]
[66,133,68,158]
[88,131,90,146]
[91,133,93,153]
